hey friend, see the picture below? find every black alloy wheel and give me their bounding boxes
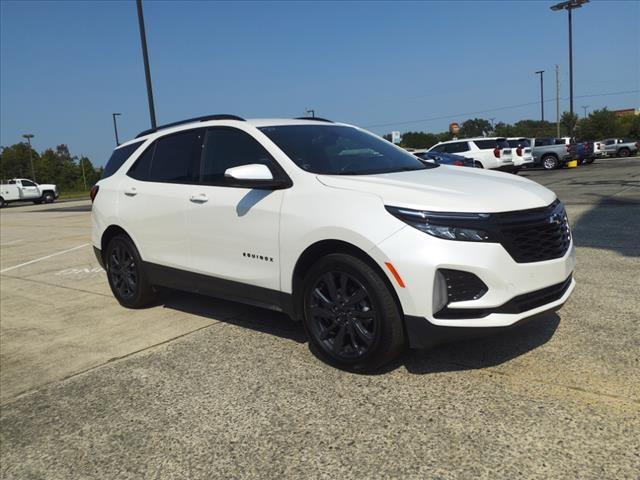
[105,234,155,308]
[308,271,377,360]
[302,253,405,371]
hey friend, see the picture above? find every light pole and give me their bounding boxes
[551,0,589,135]
[112,113,121,146]
[22,134,36,181]
[581,105,589,118]
[305,108,315,118]
[80,157,87,191]
[136,0,157,129]
[535,70,545,122]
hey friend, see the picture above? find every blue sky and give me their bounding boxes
[1,0,638,167]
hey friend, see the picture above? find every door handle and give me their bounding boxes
[124,187,137,197]
[189,194,209,204]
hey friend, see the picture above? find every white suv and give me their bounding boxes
[91,115,576,371]
[507,138,535,172]
[429,137,515,171]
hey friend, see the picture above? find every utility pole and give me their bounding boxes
[136,0,157,128]
[551,0,589,136]
[556,65,560,137]
[535,70,545,122]
[22,134,36,181]
[112,113,121,146]
[581,105,589,118]
[80,157,87,191]
[305,108,315,118]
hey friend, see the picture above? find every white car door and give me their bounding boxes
[17,179,40,199]
[187,126,285,303]
[119,129,203,271]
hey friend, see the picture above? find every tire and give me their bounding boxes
[475,161,484,169]
[585,157,595,165]
[105,234,155,308]
[42,192,55,204]
[618,148,630,158]
[542,155,559,170]
[302,253,405,372]
[0,197,5,208]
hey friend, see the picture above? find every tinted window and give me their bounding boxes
[201,128,276,185]
[149,130,201,183]
[127,143,155,181]
[535,138,552,146]
[21,179,36,187]
[429,144,445,152]
[102,141,144,179]
[474,140,498,150]
[259,125,430,175]
[445,142,468,154]
[508,139,530,148]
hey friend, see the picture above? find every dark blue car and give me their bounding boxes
[414,151,478,168]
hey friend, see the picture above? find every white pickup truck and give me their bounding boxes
[0,178,59,208]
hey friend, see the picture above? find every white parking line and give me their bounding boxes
[0,243,91,274]
[0,240,23,247]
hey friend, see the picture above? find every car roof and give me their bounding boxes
[118,118,349,148]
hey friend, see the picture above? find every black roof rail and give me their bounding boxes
[135,114,245,138]
[294,116,333,123]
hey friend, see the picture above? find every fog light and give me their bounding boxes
[433,270,448,313]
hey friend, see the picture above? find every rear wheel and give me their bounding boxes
[618,148,630,158]
[302,254,405,371]
[542,155,559,170]
[105,234,155,308]
[0,197,5,208]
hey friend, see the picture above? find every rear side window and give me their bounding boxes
[201,128,276,185]
[102,141,143,179]
[127,130,202,183]
[444,142,468,154]
[473,140,498,150]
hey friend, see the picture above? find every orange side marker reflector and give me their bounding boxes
[384,262,406,288]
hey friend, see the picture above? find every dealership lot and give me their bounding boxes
[1,158,639,478]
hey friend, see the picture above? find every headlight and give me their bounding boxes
[385,206,494,242]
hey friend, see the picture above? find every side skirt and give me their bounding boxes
[143,262,295,317]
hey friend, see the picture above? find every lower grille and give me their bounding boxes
[435,274,573,319]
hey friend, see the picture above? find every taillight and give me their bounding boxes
[493,147,501,158]
[453,160,464,166]
[90,185,99,203]
[516,147,523,156]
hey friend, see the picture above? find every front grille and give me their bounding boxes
[495,200,571,263]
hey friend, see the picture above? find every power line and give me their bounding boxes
[363,89,639,129]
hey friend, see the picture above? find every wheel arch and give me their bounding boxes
[290,239,403,322]
[100,225,140,262]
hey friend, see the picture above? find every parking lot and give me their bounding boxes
[1,158,639,478]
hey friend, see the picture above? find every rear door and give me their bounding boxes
[187,126,285,300]
[120,128,204,270]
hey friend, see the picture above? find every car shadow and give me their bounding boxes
[158,289,560,374]
[571,195,640,257]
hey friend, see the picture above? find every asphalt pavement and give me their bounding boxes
[1,157,639,479]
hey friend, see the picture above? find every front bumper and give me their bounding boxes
[374,220,576,335]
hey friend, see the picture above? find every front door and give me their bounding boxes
[187,127,284,305]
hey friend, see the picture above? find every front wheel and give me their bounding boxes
[105,234,155,308]
[542,155,559,170]
[42,192,55,204]
[618,148,630,158]
[302,254,405,371]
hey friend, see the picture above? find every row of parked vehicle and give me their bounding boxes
[408,137,639,172]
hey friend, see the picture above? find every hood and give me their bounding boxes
[317,166,556,213]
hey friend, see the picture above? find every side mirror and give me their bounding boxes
[224,164,290,189]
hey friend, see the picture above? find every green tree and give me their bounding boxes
[560,111,578,137]
[460,118,492,137]
[577,108,622,139]
[0,143,39,180]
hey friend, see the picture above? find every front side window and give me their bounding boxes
[21,179,36,187]
[201,128,276,185]
[259,125,431,175]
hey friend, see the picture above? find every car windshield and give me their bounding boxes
[258,124,432,175]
